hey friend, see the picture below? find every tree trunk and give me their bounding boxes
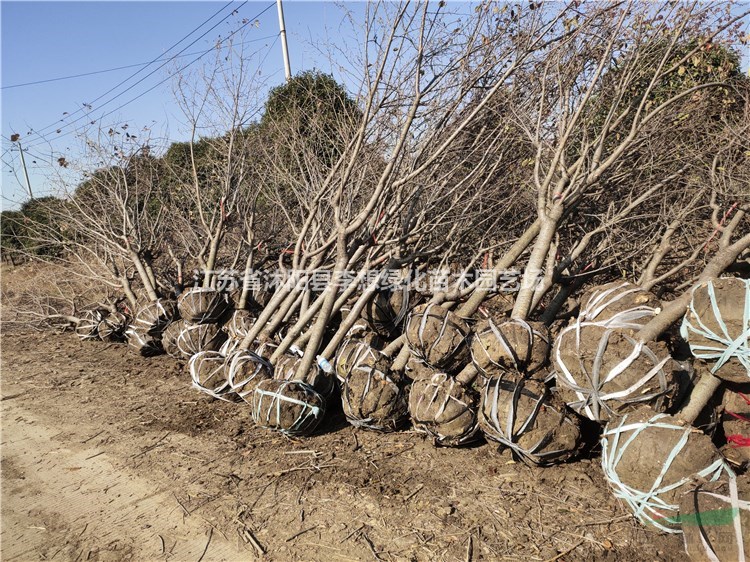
[130,250,158,302]
[203,218,225,288]
[637,232,750,422]
[237,251,254,310]
[294,239,348,379]
[511,208,563,321]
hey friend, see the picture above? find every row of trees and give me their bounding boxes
[4,1,750,362]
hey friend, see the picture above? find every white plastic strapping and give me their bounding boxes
[252,380,324,436]
[226,350,272,401]
[554,320,672,421]
[407,303,468,368]
[681,477,750,562]
[471,318,549,375]
[342,362,405,431]
[580,282,660,323]
[334,339,382,384]
[680,279,750,376]
[480,376,575,465]
[601,412,733,533]
[189,351,233,401]
[411,373,479,446]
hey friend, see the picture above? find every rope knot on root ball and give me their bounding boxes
[405,303,470,372]
[601,407,733,533]
[681,277,750,383]
[252,379,325,436]
[478,375,582,466]
[553,322,680,422]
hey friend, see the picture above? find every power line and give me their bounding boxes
[23,1,240,141]
[23,2,277,151]
[2,33,278,90]
[91,32,279,133]
[22,3,277,152]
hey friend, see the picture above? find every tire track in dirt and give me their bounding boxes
[1,399,244,561]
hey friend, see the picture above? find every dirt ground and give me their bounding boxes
[0,328,687,562]
[0,263,687,562]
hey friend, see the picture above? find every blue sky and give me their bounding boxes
[1,1,365,209]
[1,2,748,210]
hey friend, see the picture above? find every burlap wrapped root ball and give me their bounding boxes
[189,350,235,400]
[75,308,107,341]
[679,476,750,561]
[471,318,550,379]
[177,287,231,324]
[478,375,582,466]
[405,303,470,372]
[252,379,326,436]
[681,278,750,384]
[133,298,177,336]
[339,345,407,431]
[274,353,335,397]
[601,406,733,533]
[97,311,128,342]
[125,325,163,357]
[580,281,661,326]
[409,372,480,446]
[175,323,227,359]
[224,349,273,403]
[553,323,681,422]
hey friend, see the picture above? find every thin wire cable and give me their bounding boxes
[22,2,275,151]
[2,33,278,90]
[95,33,278,132]
[24,24,279,150]
[23,1,242,141]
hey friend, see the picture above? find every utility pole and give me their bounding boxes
[16,141,34,200]
[276,0,291,81]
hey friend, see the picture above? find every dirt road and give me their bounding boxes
[2,398,239,561]
[0,332,683,561]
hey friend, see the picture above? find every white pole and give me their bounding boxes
[16,142,34,200]
[276,0,291,81]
